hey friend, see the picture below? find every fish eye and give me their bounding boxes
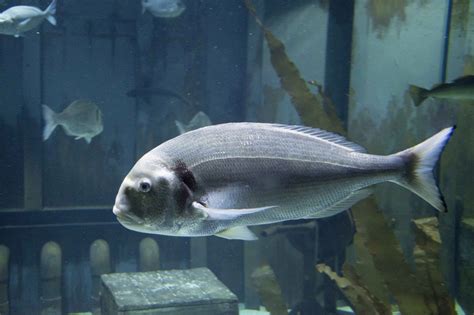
[138,179,152,193]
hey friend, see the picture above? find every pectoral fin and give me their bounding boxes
[17,18,32,28]
[215,226,258,241]
[192,201,276,221]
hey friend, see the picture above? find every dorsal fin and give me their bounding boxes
[273,124,367,152]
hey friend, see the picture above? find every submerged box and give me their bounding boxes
[100,267,238,315]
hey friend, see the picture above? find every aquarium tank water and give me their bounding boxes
[0,0,472,314]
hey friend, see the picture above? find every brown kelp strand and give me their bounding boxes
[242,1,453,313]
[317,263,390,315]
[353,198,440,315]
[243,0,345,134]
[251,265,288,315]
[413,217,456,315]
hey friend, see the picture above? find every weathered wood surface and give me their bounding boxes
[40,241,62,315]
[100,268,238,315]
[243,0,333,308]
[0,210,189,314]
[41,0,137,207]
[139,237,160,272]
[0,245,9,315]
[90,239,111,313]
[0,35,23,210]
[22,0,43,210]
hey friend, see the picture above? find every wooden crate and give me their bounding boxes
[100,267,238,315]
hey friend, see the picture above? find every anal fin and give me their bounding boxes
[215,226,257,241]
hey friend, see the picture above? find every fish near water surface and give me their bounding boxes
[42,100,103,144]
[141,0,185,18]
[113,123,454,240]
[0,0,56,37]
[409,75,474,106]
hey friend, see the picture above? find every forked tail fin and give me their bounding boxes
[392,126,455,212]
[42,105,58,141]
[409,85,429,107]
[45,0,57,26]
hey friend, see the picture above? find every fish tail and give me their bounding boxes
[42,105,58,141]
[392,126,455,212]
[45,0,57,26]
[409,85,429,107]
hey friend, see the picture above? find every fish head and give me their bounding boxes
[113,154,197,236]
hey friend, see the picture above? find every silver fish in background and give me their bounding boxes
[175,111,212,134]
[42,100,103,144]
[141,0,185,18]
[113,123,454,240]
[409,75,474,106]
[0,0,56,37]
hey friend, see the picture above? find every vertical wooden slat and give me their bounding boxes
[139,238,160,272]
[133,7,154,159]
[324,0,355,126]
[242,1,265,307]
[207,237,244,300]
[40,241,62,315]
[0,35,24,210]
[41,1,138,208]
[243,0,264,122]
[243,240,261,308]
[190,238,207,268]
[441,1,474,305]
[90,239,111,314]
[202,0,248,123]
[0,245,9,315]
[22,0,43,210]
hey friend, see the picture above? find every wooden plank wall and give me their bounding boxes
[0,35,23,209]
[41,0,137,207]
[245,0,331,308]
[1,0,251,312]
[1,218,189,314]
[441,1,474,311]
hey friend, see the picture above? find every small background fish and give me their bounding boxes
[42,100,104,144]
[0,0,56,37]
[175,111,212,134]
[141,0,185,18]
[409,75,474,106]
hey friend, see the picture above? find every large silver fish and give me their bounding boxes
[113,123,454,240]
[0,0,56,37]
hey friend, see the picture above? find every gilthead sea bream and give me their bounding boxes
[113,123,454,240]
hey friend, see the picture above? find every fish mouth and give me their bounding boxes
[113,206,145,225]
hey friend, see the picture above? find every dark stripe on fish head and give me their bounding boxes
[173,159,197,192]
[172,160,203,218]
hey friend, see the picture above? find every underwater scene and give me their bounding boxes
[0,0,473,314]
